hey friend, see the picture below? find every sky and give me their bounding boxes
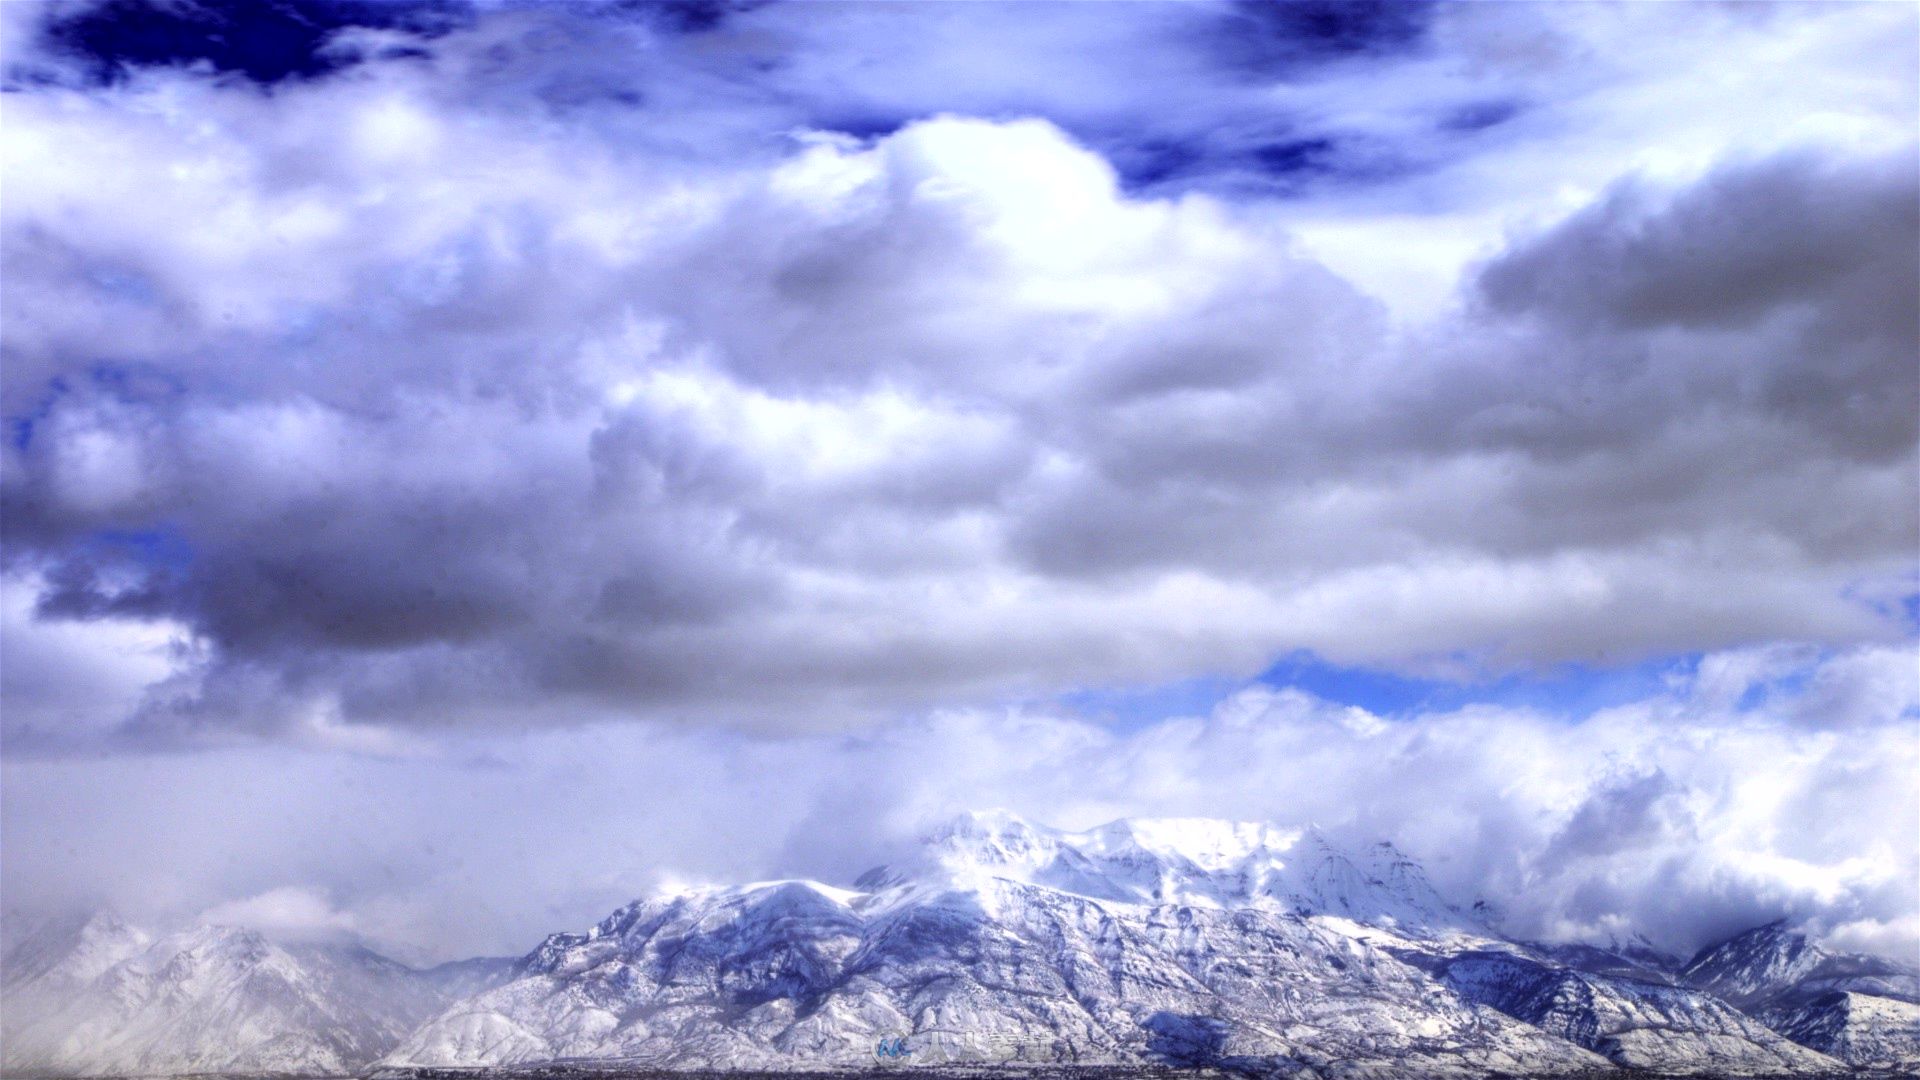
[0,0,1915,966]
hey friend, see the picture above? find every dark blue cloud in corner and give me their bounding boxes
[34,0,472,87]
[597,0,771,36]
[1211,0,1437,74]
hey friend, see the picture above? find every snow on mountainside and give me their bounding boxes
[386,867,1597,1074]
[1763,991,1920,1070]
[0,916,511,1077]
[383,812,1879,1076]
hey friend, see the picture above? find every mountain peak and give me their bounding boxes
[925,810,1305,864]
[1682,920,1828,1008]
[928,806,1033,832]
[1680,919,1919,1012]
[901,811,1478,934]
[1085,815,1305,869]
[1685,920,1814,970]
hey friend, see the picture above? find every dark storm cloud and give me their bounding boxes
[1475,151,1918,467]
[1479,152,1918,334]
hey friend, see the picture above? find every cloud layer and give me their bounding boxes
[4,643,1912,962]
[3,2,1915,742]
[0,0,1914,966]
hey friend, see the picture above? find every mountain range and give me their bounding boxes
[3,811,1915,1077]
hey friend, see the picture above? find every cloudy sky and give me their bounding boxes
[1,0,1915,966]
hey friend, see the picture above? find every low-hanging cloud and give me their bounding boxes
[2,644,1911,962]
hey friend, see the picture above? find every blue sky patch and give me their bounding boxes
[1058,674,1246,731]
[1254,650,1698,719]
[84,527,197,573]
[1054,651,1710,732]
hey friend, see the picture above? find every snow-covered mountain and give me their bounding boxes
[1682,920,1920,1008]
[9,815,1915,1077]
[384,813,1592,1076]
[1678,921,1920,1070]
[0,914,510,1077]
[381,811,1910,1076]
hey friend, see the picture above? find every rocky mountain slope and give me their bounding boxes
[1435,948,1833,1074]
[7,814,1915,1077]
